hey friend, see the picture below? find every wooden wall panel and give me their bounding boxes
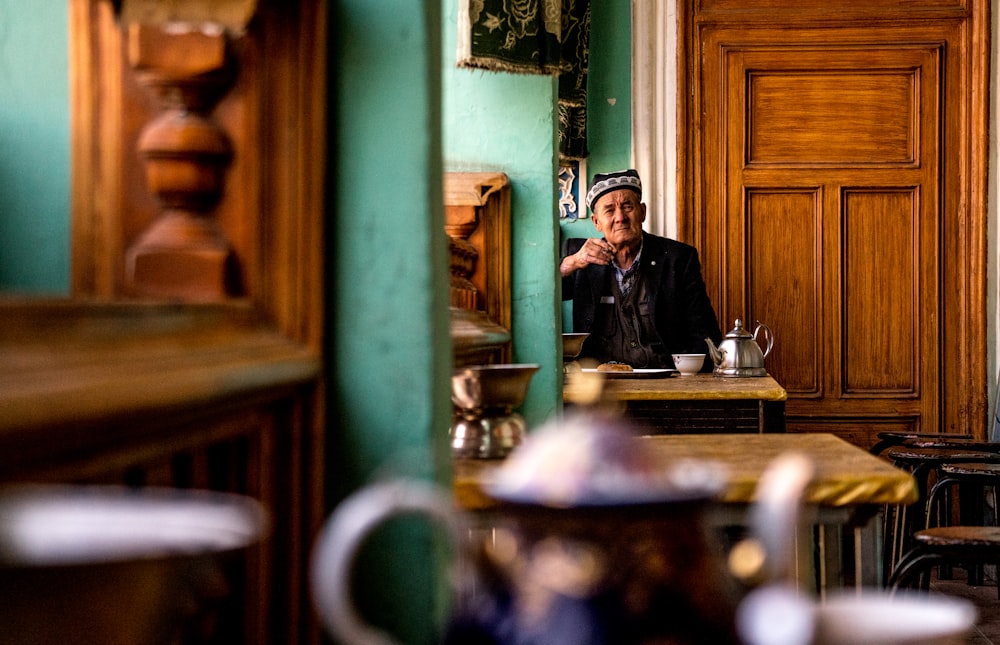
[842,189,919,395]
[749,70,916,164]
[747,189,822,397]
[796,416,921,451]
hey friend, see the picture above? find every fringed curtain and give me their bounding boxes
[457,0,591,162]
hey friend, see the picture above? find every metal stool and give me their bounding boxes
[888,526,1000,596]
[882,446,1000,584]
[923,461,1000,584]
[869,431,974,457]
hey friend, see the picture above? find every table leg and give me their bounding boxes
[855,517,882,589]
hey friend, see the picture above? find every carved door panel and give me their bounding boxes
[688,4,988,447]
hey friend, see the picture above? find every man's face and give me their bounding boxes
[592,189,645,249]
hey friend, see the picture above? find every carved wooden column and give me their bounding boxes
[124,23,238,301]
[444,172,513,365]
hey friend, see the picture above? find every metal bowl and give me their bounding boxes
[451,363,540,411]
[562,333,590,360]
[0,484,268,645]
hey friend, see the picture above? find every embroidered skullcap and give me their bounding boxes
[586,169,642,211]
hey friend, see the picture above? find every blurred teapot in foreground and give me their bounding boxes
[310,413,977,645]
[310,412,742,645]
[706,319,774,377]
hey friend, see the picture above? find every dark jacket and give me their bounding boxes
[562,233,722,366]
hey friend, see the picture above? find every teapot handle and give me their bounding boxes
[309,479,461,645]
[753,321,775,359]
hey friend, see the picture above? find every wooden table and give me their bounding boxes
[563,372,788,433]
[454,433,917,590]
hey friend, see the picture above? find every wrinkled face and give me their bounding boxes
[592,189,645,249]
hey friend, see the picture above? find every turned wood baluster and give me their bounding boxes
[446,207,481,311]
[124,23,239,301]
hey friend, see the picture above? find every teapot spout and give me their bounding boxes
[705,337,722,365]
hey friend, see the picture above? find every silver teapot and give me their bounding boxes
[705,319,774,377]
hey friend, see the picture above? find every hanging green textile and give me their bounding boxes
[457,0,591,161]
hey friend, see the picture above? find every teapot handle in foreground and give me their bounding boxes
[309,479,461,645]
[753,321,775,359]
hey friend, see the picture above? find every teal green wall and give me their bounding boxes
[559,0,633,329]
[0,1,70,294]
[583,0,633,178]
[329,2,451,643]
[442,4,563,428]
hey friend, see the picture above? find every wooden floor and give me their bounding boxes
[930,568,1000,644]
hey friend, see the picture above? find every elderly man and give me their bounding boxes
[561,169,722,371]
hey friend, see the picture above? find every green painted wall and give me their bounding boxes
[441,4,563,428]
[0,1,70,294]
[559,0,633,330]
[328,2,452,643]
[583,0,633,179]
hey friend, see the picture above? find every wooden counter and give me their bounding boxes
[563,372,788,433]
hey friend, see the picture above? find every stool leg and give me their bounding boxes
[959,483,986,585]
[925,477,954,529]
[925,476,957,580]
[890,464,930,577]
[888,548,941,594]
[891,502,908,580]
[990,484,999,526]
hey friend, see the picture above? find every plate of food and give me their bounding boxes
[582,363,677,379]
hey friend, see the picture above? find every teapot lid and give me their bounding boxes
[724,319,753,339]
[486,412,727,508]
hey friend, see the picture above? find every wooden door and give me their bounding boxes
[682,2,989,447]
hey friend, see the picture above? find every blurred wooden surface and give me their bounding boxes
[0,301,318,443]
[564,372,786,402]
[564,372,787,434]
[453,432,917,510]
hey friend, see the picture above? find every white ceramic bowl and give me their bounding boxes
[672,353,706,376]
[737,587,976,645]
[813,590,976,645]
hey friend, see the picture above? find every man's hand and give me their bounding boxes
[560,238,616,277]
